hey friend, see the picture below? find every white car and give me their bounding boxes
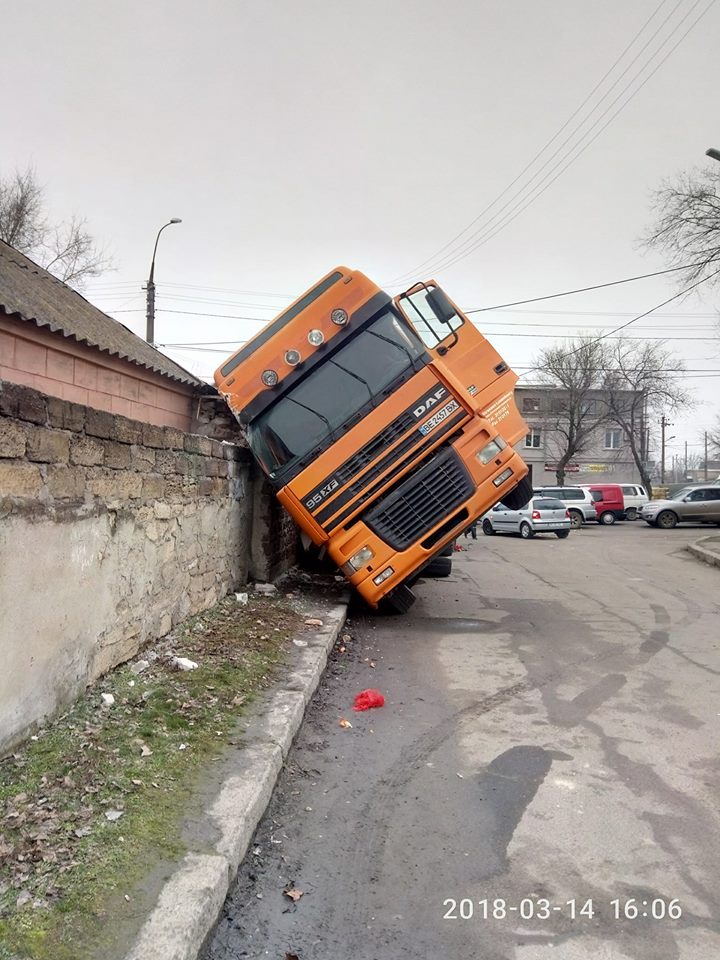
[620,484,649,520]
[532,486,596,528]
[481,497,572,539]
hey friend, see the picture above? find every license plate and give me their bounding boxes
[419,400,459,435]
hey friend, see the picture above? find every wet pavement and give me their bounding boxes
[203,522,720,960]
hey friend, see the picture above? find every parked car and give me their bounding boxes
[640,485,720,528]
[482,497,572,539]
[580,484,625,525]
[619,484,649,520]
[532,486,595,528]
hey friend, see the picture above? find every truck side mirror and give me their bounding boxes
[426,287,457,325]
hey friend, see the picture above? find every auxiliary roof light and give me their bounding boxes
[331,308,348,326]
[261,369,278,387]
[308,329,324,346]
[285,349,301,366]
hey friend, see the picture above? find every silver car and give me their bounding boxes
[640,485,720,529]
[482,497,572,539]
[533,486,596,528]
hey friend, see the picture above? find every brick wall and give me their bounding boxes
[0,314,196,430]
[0,379,297,756]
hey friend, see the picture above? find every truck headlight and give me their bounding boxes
[373,566,394,586]
[492,467,513,487]
[346,545,374,571]
[476,437,506,464]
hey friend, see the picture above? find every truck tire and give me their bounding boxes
[500,474,533,511]
[422,557,452,578]
[438,542,455,557]
[378,582,416,615]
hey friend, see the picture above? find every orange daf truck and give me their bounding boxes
[214,267,531,612]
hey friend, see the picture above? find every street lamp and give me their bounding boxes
[146,218,182,344]
[706,148,720,162]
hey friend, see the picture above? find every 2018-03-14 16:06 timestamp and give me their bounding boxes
[443,898,683,921]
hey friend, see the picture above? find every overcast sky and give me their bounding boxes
[3,0,718,463]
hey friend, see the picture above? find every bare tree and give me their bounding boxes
[602,339,693,498]
[710,415,720,456]
[534,336,608,485]
[0,167,112,287]
[643,164,720,289]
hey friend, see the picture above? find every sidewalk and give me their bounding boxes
[0,580,348,960]
[686,535,720,569]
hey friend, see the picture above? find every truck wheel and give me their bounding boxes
[378,583,416,615]
[501,474,533,511]
[422,557,452,578]
[600,511,616,525]
[482,519,495,536]
[519,521,534,539]
[568,510,583,529]
[438,542,455,557]
[656,510,678,529]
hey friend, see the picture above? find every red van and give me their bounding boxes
[582,484,625,525]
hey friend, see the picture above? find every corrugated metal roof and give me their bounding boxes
[0,239,205,387]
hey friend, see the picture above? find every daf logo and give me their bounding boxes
[413,386,447,419]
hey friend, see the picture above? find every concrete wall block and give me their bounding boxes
[70,435,105,467]
[0,382,48,424]
[103,440,132,470]
[46,464,85,499]
[154,449,178,475]
[142,423,167,449]
[88,467,143,500]
[0,419,28,458]
[163,427,185,450]
[211,439,225,459]
[114,416,144,445]
[130,444,156,471]
[0,460,44,497]
[46,396,86,433]
[85,408,117,440]
[25,426,70,464]
[141,474,165,499]
[184,434,213,456]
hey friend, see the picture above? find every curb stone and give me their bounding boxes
[123,601,348,960]
[686,537,720,570]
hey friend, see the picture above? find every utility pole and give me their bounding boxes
[684,440,688,479]
[145,219,182,344]
[705,431,709,481]
[660,415,668,484]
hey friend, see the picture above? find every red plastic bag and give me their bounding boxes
[353,689,385,711]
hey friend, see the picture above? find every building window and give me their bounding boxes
[525,429,542,449]
[522,397,541,413]
[604,428,622,449]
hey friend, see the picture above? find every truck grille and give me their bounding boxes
[363,447,473,551]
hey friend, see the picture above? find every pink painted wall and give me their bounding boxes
[0,314,195,430]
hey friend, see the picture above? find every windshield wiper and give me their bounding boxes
[366,328,416,367]
[285,396,335,437]
[329,359,375,406]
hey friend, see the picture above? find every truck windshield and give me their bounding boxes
[247,309,425,475]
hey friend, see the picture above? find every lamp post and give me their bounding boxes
[706,148,720,162]
[145,219,182,344]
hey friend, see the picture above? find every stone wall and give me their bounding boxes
[0,380,297,756]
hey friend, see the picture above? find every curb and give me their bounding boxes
[686,537,720,570]
[123,601,348,960]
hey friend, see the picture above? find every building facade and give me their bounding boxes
[514,383,648,486]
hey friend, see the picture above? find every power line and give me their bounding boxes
[387,0,711,282]
[467,260,718,313]
[385,0,677,284]
[518,265,720,379]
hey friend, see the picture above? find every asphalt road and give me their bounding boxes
[204,522,720,960]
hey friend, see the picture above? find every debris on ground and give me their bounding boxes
[235,592,249,604]
[100,693,115,707]
[254,582,277,595]
[353,689,385,711]
[338,718,353,729]
[304,618,323,627]
[292,639,308,648]
[170,656,199,671]
[283,886,304,902]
